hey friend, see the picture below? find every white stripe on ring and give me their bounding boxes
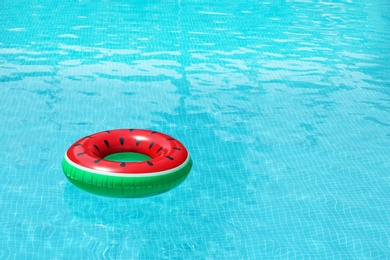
[64,153,191,177]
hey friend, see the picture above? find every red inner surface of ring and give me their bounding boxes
[66,129,188,174]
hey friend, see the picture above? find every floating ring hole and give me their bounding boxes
[104,152,151,162]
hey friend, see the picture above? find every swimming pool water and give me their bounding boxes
[1,0,389,259]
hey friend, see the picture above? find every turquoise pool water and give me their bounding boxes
[1,0,389,259]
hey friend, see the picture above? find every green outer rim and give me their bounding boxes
[62,157,192,198]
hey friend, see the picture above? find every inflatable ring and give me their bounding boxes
[62,129,192,198]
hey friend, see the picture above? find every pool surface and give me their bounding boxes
[1,0,389,259]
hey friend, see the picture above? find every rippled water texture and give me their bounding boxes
[1,0,389,259]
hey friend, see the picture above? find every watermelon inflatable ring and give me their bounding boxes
[62,129,192,198]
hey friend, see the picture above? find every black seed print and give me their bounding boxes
[129,129,134,132]
[149,142,155,149]
[120,162,126,167]
[104,140,110,148]
[173,147,181,150]
[147,161,153,166]
[119,137,124,146]
[77,152,85,156]
[94,145,100,152]
[105,130,110,134]
[151,131,157,134]
[94,159,101,163]
[156,147,163,153]
[167,138,175,140]
[136,139,140,146]
[166,156,174,160]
